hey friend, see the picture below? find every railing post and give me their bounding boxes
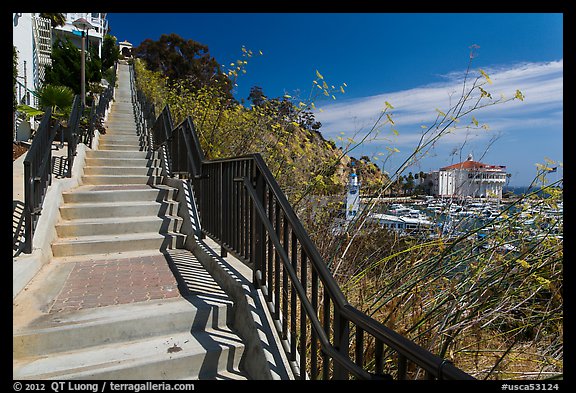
[66,123,74,178]
[219,161,227,257]
[23,160,33,254]
[253,168,266,286]
[333,309,350,379]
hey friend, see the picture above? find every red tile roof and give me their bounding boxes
[441,160,505,171]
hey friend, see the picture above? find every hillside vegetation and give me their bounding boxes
[133,56,389,203]
[132,36,562,380]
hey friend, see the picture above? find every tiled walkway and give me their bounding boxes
[49,254,179,313]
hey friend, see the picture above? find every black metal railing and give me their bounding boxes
[131,63,155,152]
[22,107,59,254]
[133,65,475,380]
[68,63,116,157]
[84,64,116,149]
[84,103,97,148]
[65,95,83,178]
[20,62,118,253]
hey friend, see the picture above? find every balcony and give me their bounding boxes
[62,13,108,38]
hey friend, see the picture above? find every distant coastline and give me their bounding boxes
[503,185,563,197]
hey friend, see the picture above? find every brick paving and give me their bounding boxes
[49,254,180,313]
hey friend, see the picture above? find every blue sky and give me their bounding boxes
[107,13,563,187]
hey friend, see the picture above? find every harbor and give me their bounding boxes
[338,159,563,247]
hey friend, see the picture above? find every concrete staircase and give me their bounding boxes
[51,70,185,258]
[12,248,247,380]
[13,63,248,380]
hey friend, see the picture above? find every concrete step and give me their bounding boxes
[108,108,134,114]
[55,215,183,237]
[51,231,186,257]
[97,136,140,143]
[86,150,149,159]
[47,249,166,264]
[104,129,139,136]
[108,105,134,111]
[107,112,134,117]
[83,166,161,176]
[96,143,142,151]
[13,329,244,380]
[99,135,142,143]
[84,157,153,167]
[110,110,132,115]
[104,128,138,134]
[107,111,134,117]
[59,200,178,220]
[214,371,249,380]
[106,117,136,126]
[62,187,173,204]
[82,174,161,185]
[14,298,232,358]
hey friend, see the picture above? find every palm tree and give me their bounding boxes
[38,85,75,117]
[17,84,75,122]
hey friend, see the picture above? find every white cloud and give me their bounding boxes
[314,60,562,186]
[316,59,563,150]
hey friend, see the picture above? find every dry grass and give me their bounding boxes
[299,185,563,380]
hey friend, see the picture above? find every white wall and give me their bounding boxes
[430,169,505,199]
[13,13,37,141]
[53,13,108,57]
[13,13,35,106]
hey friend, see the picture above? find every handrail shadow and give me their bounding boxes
[161,249,248,379]
[13,200,25,257]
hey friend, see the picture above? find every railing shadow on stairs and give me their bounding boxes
[161,249,247,379]
[131,63,476,381]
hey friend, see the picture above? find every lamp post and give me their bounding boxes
[72,17,93,107]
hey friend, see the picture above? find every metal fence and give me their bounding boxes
[133,64,475,380]
[21,62,117,253]
[22,107,59,254]
[65,95,83,178]
[84,62,117,149]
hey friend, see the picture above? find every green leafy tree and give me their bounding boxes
[44,38,102,98]
[101,34,120,71]
[297,107,322,131]
[86,45,102,86]
[247,85,266,107]
[44,38,81,93]
[133,33,233,97]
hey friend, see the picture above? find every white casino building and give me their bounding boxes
[428,154,507,199]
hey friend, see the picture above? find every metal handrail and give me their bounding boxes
[84,62,117,149]
[243,154,473,380]
[21,61,118,252]
[66,95,83,177]
[241,175,372,380]
[84,103,97,148]
[22,107,58,254]
[133,65,475,380]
